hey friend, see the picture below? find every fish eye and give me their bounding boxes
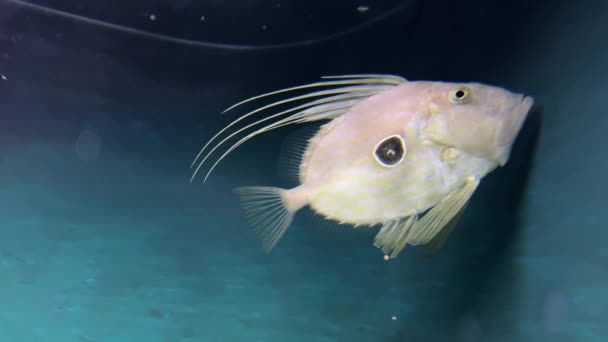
[373,135,406,167]
[449,86,471,104]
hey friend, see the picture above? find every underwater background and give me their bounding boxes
[0,0,607,341]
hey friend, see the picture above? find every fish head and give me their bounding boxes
[423,82,534,166]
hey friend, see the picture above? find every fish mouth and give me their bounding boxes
[511,95,534,140]
[494,95,534,165]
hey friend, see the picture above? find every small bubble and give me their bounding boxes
[149,13,156,21]
[357,5,369,13]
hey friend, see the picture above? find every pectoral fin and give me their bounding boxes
[407,177,479,248]
[421,200,469,257]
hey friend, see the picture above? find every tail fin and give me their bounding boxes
[233,186,300,253]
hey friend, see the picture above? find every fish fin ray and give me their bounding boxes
[191,75,406,183]
[233,186,295,253]
[222,75,406,113]
[317,216,349,235]
[407,178,479,246]
[421,200,469,257]
[373,215,417,258]
[198,94,377,183]
[373,220,400,250]
[277,123,322,185]
[321,74,407,82]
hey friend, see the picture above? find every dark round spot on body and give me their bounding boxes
[375,136,405,166]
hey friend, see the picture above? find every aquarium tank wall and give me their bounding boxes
[0,0,606,341]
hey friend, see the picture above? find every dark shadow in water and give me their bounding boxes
[388,105,544,341]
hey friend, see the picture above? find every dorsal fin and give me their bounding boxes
[276,123,323,186]
[190,74,407,183]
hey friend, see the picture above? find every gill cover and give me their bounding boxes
[423,85,533,165]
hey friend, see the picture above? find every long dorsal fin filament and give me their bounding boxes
[190,75,407,183]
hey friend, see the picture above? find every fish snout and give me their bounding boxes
[494,95,534,165]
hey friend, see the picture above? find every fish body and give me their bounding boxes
[192,75,533,257]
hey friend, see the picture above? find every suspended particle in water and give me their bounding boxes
[391,315,397,320]
[383,254,390,261]
[262,24,267,30]
[200,15,205,21]
[1,74,6,80]
[357,5,370,13]
[5,0,413,51]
